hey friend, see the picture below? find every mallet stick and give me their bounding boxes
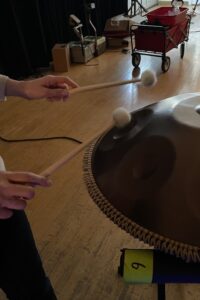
[69,78,141,95]
[40,124,112,177]
[40,106,132,177]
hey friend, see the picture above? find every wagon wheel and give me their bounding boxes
[161,57,171,72]
[180,43,185,59]
[132,53,141,68]
[171,0,184,7]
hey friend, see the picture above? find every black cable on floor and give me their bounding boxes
[0,135,82,144]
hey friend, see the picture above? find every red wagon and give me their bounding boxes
[130,7,191,72]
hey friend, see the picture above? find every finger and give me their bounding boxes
[52,83,69,89]
[3,197,27,210]
[46,84,69,101]
[5,184,35,200]
[0,208,13,219]
[45,88,69,99]
[47,76,79,89]
[6,172,52,187]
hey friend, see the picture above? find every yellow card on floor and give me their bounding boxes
[123,249,153,283]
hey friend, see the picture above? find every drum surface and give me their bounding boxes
[84,93,200,262]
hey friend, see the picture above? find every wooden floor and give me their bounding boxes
[1,5,200,300]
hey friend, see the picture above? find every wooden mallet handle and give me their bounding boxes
[40,125,112,177]
[69,78,140,95]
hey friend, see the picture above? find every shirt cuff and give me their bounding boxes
[0,75,9,101]
[0,156,6,171]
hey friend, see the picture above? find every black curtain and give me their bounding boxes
[0,0,49,78]
[38,0,87,53]
[0,0,127,79]
[94,0,127,34]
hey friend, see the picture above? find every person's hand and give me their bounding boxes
[6,75,79,101]
[0,171,51,219]
[22,75,79,101]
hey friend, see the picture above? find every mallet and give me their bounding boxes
[69,70,157,95]
[41,70,157,177]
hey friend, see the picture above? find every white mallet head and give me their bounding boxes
[141,70,157,87]
[112,107,132,129]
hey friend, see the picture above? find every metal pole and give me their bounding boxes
[157,284,166,300]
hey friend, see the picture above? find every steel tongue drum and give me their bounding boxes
[83,93,200,263]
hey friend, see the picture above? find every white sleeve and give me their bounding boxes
[0,156,6,171]
[0,75,9,101]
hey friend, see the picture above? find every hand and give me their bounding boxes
[23,75,79,101]
[0,171,52,219]
[6,75,79,101]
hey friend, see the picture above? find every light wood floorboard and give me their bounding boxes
[0,5,200,300]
